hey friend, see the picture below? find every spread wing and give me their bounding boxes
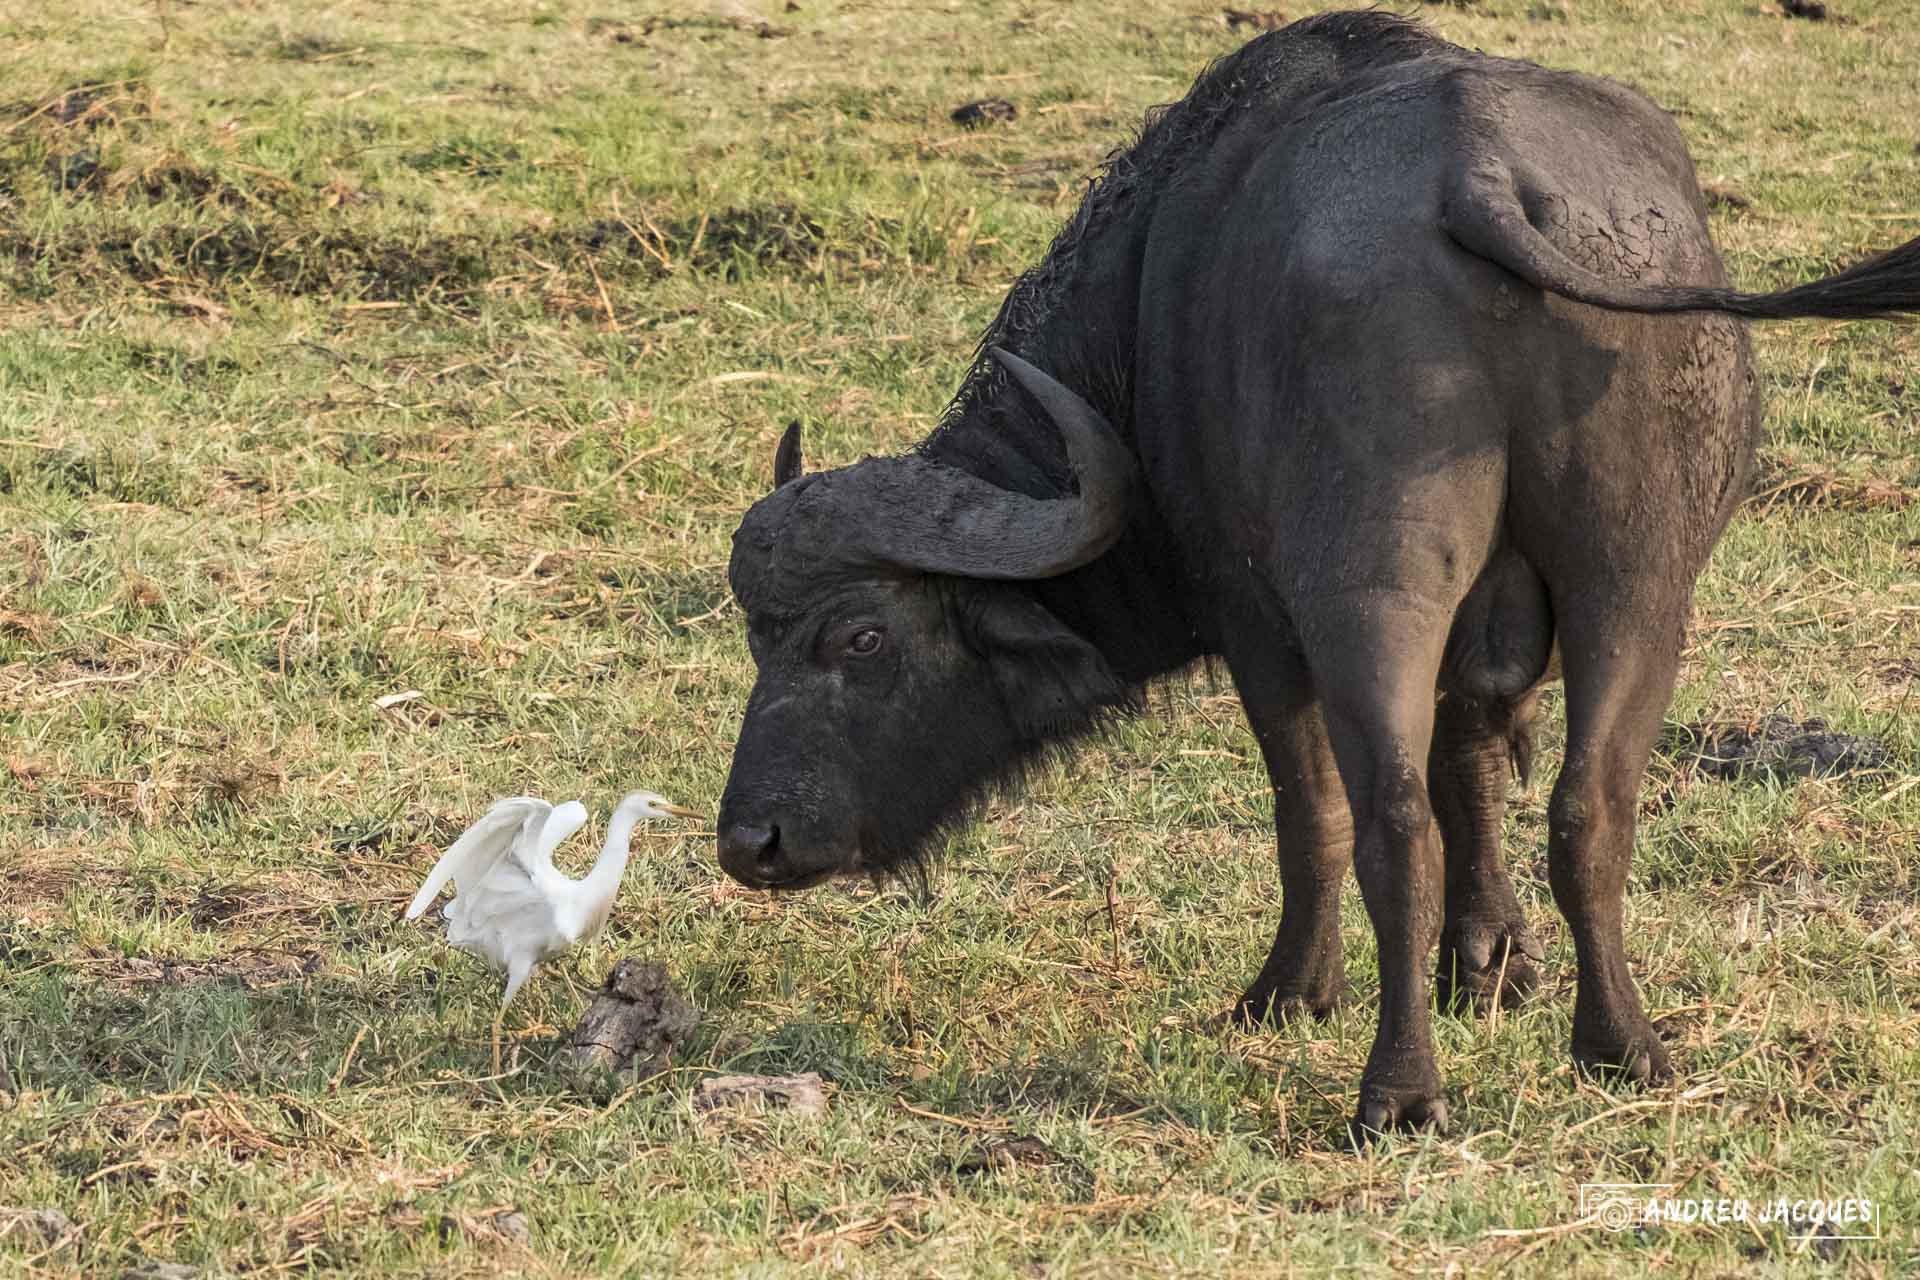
[406,796,550,922]
[443,801,590,973]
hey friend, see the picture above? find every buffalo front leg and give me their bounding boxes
[1430,691,1546,1012]
[1227,651,1353,1026]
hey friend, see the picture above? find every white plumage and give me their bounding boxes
[406,791,701,1006]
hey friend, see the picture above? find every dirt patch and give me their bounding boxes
[1667,716,1895,781]
[649,15,792,38]
[5,198,844,307]
[1750,458,1915,513]
[272,34,369,62]
[671,203,827,272]
[2,79,148,133]
[91,948,323,991]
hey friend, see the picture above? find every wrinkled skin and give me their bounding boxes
[715,12,1920,1140]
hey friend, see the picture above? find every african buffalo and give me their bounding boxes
[715,11,1920,1136]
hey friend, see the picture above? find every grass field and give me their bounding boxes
[2,0,1917,1274]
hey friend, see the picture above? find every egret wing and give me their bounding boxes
[515,800,589,879]
[405,796,550,921]
[446,803,587,969]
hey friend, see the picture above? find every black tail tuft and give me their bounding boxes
[1693,233,1920,321]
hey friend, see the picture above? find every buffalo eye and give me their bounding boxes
[846,627,884,657]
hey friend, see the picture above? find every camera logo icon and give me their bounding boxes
[1579,1184,1670,1231]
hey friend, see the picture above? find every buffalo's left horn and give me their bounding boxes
[772,420,803,489]
[863,348,1134,580]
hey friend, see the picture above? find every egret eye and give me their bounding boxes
[846,627,884,657]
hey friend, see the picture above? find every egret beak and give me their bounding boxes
[657,801,706,821]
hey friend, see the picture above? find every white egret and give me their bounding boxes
[406,791,703,1007]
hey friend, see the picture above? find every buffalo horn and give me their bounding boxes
[772,420,803,489]
[859,348,1134,580]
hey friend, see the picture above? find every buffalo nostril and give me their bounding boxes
[719,822,781,883]
[754,825,782,871]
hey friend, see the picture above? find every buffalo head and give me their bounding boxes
[716,350,1133,889]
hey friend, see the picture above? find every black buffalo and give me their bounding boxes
[715,12,1920,1135]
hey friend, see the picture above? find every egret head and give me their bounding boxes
[619,791,705,822]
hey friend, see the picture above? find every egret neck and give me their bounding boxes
[577,795,650,938]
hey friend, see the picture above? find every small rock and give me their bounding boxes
[560,959,698,1083]
[951,99,1017,128]
[694,1072,829,1117]
[0,1206,77,1246]
[490,1210,531,1247]
[123,1263,200,1280]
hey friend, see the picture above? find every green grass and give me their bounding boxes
[1,0,1916,1275]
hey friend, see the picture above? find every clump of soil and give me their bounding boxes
[951,99,1017,128]
[1669,716,1894,781]
[559,959,698,1081]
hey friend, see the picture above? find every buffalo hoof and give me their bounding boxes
[1349,1080,1450,1143]
[1435,916,1546,1013]
[1573,1021,1673,1087]
[1228,980,1346,1029]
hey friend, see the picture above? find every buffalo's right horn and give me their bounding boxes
[856,348,1135,580]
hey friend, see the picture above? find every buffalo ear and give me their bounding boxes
[963,589,1122,739]
[772,420,803,489]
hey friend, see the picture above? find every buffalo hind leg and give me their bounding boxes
[1549,612,1681,1085]
[1304,600,1451,1137]
[1431,691,1546,1012]
[1227,650,1353,1025]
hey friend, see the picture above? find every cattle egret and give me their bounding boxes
[407,791,703,1007]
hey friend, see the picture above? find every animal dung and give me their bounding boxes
[1670,716,1893,781]
[951,98,1017,128]
[559,959,698,1082]
[694,1072,829,1118]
